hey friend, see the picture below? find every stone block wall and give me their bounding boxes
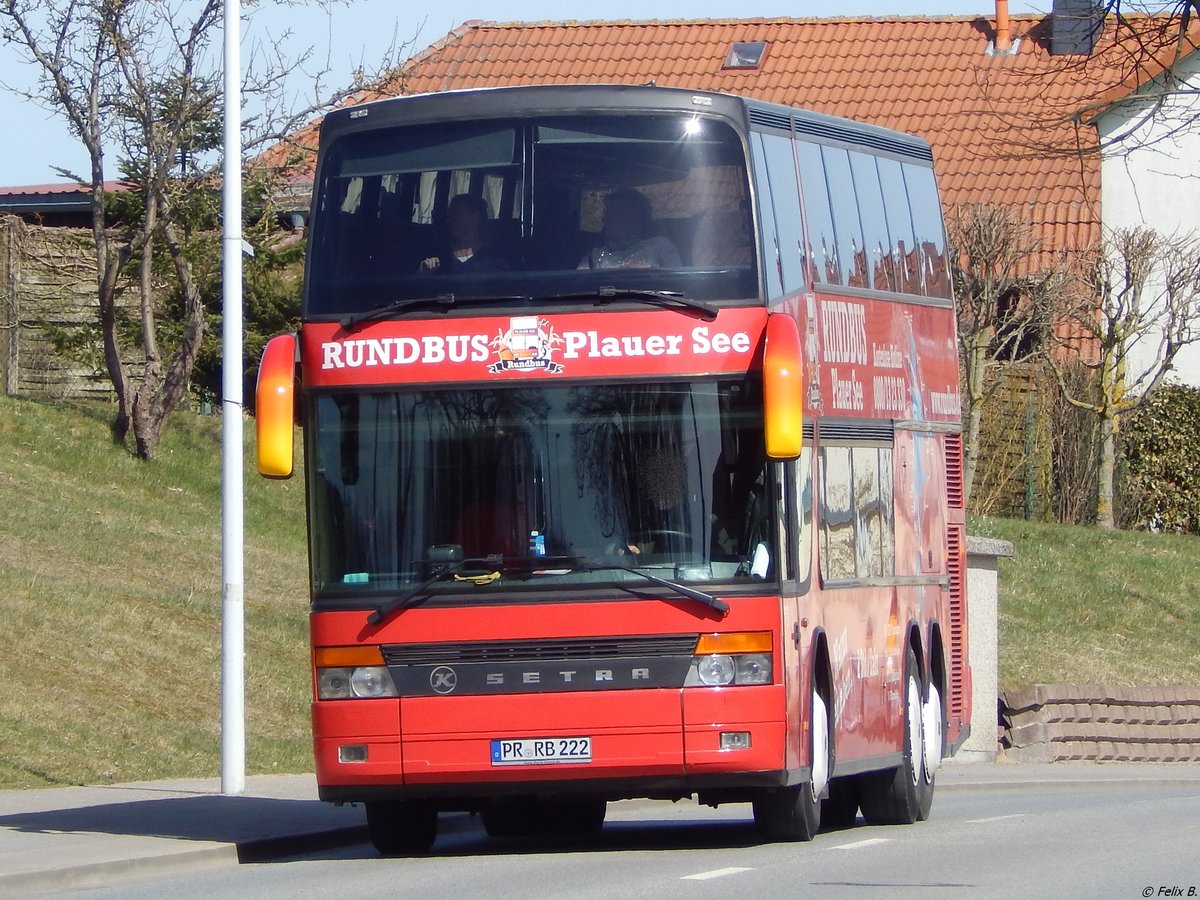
[1001,684,1200,762]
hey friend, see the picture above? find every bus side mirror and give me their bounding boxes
[763,313,803,460]
[256,333,298,478]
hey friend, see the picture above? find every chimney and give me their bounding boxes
[1050,0,1104,56]
[995,0,1012,54]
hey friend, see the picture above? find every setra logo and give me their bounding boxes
[429,666,458,694]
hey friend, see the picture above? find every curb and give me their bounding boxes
[0,826,371,899]
[0,843,236,898]
[0,811,499,898]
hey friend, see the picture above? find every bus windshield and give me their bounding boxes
[306,380,774,599]
[306,114,757,317]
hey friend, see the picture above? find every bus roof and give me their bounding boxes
[319,83,934,164]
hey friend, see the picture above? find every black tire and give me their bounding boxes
[859,646,926,826]
[481,797,539,838]
[821,776,860,830]
[753,687,828,842]
[365,800,438,855]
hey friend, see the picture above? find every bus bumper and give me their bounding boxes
[312,684,790,801]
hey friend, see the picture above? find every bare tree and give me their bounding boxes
[0,0,409,459]
[1047,226,1200,528]
[947,203,1067,507]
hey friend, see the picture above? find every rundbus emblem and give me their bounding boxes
[488,316,563,374]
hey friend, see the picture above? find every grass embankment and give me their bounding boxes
[0,396,310,789]
[972,515,1200,689]
[1,397,1198,789]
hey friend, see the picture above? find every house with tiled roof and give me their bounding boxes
[276,1,1200,384]
[0,181,127,228]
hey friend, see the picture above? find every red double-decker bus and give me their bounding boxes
[256,84,969,854]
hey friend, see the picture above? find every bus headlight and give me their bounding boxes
[695,654,736,686]
[315,647,399,700]
[318,667,353,699]
[349,666,398,698]
[685,633,774,687]
[734,653,772,685]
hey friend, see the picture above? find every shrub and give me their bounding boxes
[1119,383,1200,533]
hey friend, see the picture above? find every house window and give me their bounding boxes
[724,41,768,69]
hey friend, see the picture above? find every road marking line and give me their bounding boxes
[965,814,1023,824]
[832,838,892,850]
[682,867,753,881]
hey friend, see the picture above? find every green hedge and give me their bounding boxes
[1120,383,1200,533]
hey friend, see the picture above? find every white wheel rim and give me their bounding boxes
[922,683,942,781]
[906,673,924,787]
[811,690,830,801]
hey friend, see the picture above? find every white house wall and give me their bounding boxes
[1097,50,1200,388]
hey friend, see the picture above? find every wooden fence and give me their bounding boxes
[1,216,140,401]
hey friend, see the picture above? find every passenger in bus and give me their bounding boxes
[419,194,508,274]
[691,204,752,267]
[578,188,681,270]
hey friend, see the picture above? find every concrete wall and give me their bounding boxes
[1001,684,1200,762]
[959,535,1013,762]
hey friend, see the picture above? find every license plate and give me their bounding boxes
[490,737,592,766]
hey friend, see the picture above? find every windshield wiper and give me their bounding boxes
[341,292,537,331]
[509,553,727,614]
[366,554,728,626]
[551,288,718,321]
[341,294,458,331]
[579,559,729,616]
[366,556,501,626]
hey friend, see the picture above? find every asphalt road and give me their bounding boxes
[66,775,1199,900]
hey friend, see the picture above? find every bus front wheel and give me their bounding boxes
[753,687,829,842]
[365,799,438,855]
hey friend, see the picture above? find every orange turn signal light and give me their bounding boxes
[763,313,803,459]
[256,333,297,478]
[695,631,773,654]
[314,646,386,668]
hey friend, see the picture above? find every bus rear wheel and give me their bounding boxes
[365,800,438,855]
[753,687,828,842]
[859,647,932,826]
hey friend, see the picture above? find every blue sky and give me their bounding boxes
[0,0,1042,187]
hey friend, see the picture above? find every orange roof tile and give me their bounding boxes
[278,14,1198,269]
